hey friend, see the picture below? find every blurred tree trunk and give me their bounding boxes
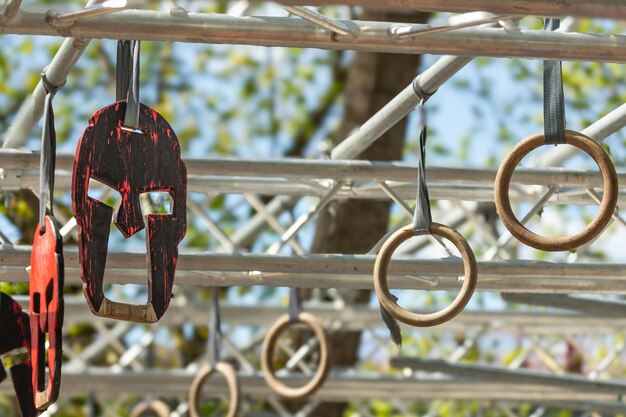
[309,9,430,417]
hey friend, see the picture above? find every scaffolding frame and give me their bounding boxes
[2,1,626,416]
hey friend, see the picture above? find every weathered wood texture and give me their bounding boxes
[72,102,187,323]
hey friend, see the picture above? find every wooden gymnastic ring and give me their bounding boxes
[130,399,171,417]
[188,361,240,417]
[373,223,477,327]
[494,130,618,251]
[261,312,330,400]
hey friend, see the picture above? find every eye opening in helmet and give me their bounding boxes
[87,177,122,212]
[139,191,174,215]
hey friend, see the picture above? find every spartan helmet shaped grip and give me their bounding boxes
[72,102,187,323]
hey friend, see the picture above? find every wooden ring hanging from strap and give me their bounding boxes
[188,362,240,417]
[261,312,330,400]
[373,223,477,327]
[494,130,618,251]
[129,399,171,417]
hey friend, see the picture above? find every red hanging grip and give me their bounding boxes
[29,215,64,410]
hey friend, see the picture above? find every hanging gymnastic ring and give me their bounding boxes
[189,361,240,417]
[373,223,477,327]
[130,399,171,417]
[261,312,330,400]
[494,130,618,251]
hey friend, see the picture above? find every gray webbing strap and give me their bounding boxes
[288,287,303,321]
[379,103,432,349]
[208,288,222,367]
[543,18,566,145]
[117,40,141,131]
[412,103,431,233]
[39,71,62,234]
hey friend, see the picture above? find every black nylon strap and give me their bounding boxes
[288,287,303,321]
[116,40,131,102]
[116,40,141,130]
[412,103,431,233]
[543,18,566,145]
[208,288,222,366]
[39,71,60,234]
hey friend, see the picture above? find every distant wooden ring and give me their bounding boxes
[130,399,171,417]
[373,223,477,327]
[188,362,240,417]
[261,312,330,400]
[494,130,618,251]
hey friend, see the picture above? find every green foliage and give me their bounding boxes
[0,282,28,295]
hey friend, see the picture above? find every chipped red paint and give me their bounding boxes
[72,101,187,322]
[29,215,64,410]
[0,292,36,417]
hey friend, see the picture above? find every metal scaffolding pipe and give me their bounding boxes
[271,0,626,20]
[391,358,626,396]
[2,150,624,207]
[13,296,626,333]
[331,56,472,159]
[282,5,353,37]
[0,370,623,407]
[2,149,623,188]
[4,170,623,205]
[51,0,143,25]
[0,0,21,21]
[1,1,98,149]
[4,246,626,294]
[501,293,626,317]
[3,9,626,62]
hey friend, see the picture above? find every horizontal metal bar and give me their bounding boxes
[6,173,621,205]
[0,370,623,407]
[270,0,626,20]
[12,296,626,333]
[1,150,624,205]
[501,293,626,317]
[392,358,626,396]
[3,9,626,62]
[4,153,620,186]
[4,246,626,294]
[1,150,620,187]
